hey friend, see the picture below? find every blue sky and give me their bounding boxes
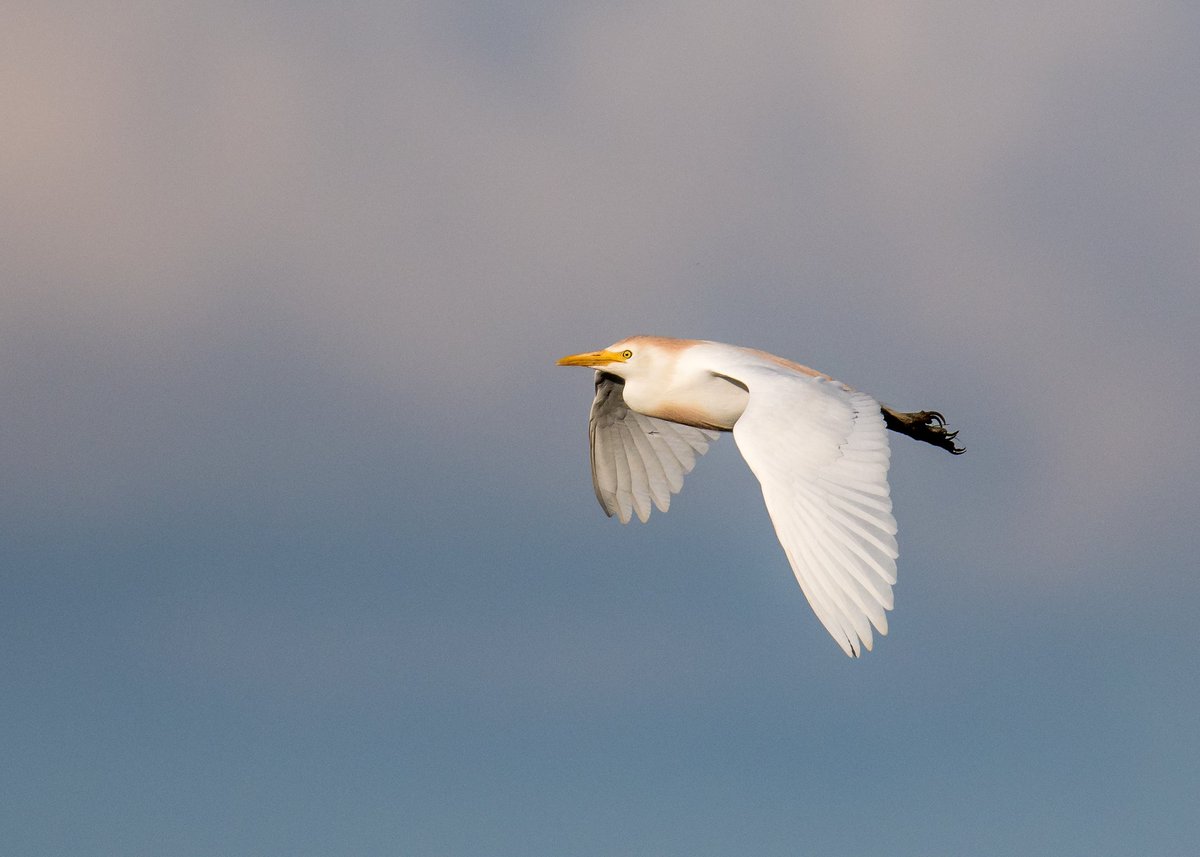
[3,2,1197,855]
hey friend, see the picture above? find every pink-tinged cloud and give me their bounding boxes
[1,1,1195,577]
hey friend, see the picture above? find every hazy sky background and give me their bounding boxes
[3,2,1197,855]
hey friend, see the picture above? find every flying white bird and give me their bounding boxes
[558,335,963,657]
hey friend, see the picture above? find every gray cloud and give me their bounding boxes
[3,2,1195,575]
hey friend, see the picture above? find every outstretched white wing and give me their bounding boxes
[589,373,720,524]
[730,367,897,657]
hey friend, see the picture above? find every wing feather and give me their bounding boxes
[611,422,634,522]
[588,373,719,524]
[786,486,886,643]
[794,484,894,610]
[624,414,672,512]
[780,508,873,653]
[731,371,897,657]
[617,420,653,522]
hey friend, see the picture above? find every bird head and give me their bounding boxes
[556,339,643,379]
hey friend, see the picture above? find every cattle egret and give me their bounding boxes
[558,335,963,657]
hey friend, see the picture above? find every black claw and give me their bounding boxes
[881,406,966,455]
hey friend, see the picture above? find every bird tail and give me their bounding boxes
[881,407,965,454]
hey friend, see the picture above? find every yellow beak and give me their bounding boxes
[556,350,628,367]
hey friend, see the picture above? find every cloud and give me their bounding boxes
[2,1,1195,575]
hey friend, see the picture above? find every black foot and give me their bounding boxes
[881,407,965,455]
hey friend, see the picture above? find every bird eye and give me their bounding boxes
[621,350,633,359]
